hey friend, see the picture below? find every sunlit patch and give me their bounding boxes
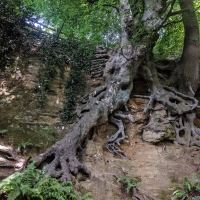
[0,157,7,162]
[14,158,25,171]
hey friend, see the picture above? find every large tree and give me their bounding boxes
[1,0,198,182]
[25,0,200,182]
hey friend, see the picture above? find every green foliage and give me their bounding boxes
[154,0,200,59]
[1,0,93,123]
[117,177,138,194]
[60,42,93,124]
[0,163,93,200]
[17,141,33,152]
[173,190,188,200]
[2,0,200,123]
[0,129,8,135]
[173,177,200,200]
[21,0,121,46]
[153,1,184,59]
[30,31,93,122]
[0,0,33,71]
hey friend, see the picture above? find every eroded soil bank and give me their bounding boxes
[0,54,200,200]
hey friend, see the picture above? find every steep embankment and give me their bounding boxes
[0,51,200,200]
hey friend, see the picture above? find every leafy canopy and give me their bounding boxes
[3,0,200,58]
[20,0,200,57]
[21,0,121,46]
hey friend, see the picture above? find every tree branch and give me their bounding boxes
[160,0,176,26]
[163,19,183,28]
[56,18,66,40]
[169,8,188,16]
[27,18,56,32]
[162,1,173,14]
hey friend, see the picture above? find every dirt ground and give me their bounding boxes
[74,98,200,200]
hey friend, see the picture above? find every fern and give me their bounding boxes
[117,177,138,194]
[79,192,93,200]
[21,163,38,188]
[173,177,200,200]
[184,178,192,192]
[0,164,93,200]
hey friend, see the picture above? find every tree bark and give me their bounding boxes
[178,0,199,96]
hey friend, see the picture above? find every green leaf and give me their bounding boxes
[184,178,192,192]
[8,189,21,200]
[0,129,8,134]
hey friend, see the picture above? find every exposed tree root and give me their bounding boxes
[0,145,19,161]
[33,132,90,182]
[33,48,138,180]
[139,61,200,147]
[105,111,134,158]
[0,145,26,173]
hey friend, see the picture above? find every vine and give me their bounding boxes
[60,44,92,124]
[34,36,93,123]
[0,1,93,123]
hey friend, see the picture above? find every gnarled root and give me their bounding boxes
[32,138,90,182]
[142,85,200,147]
[140,60,200,147]
[0,145,19,161]
[171,113,200,147]
[105,111,134,157]
[0,145,26,172]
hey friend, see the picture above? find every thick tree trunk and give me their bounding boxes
[136,0,200,146]
[167,0,200,146]
[33,0,144,181]
[178,0,199,96]
[33,0,164,181]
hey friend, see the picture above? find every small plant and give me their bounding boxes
[173,177,200,200]
[35,141,43,148]
[173,190,188,200]
[0,129,8,136]
[117,177,138,194]
[17,141,33,152]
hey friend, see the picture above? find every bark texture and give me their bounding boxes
[178,0,199,96]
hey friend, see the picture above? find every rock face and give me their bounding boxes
[143,124,175,143]
[0,53,68,179]
[143,104,176,143]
